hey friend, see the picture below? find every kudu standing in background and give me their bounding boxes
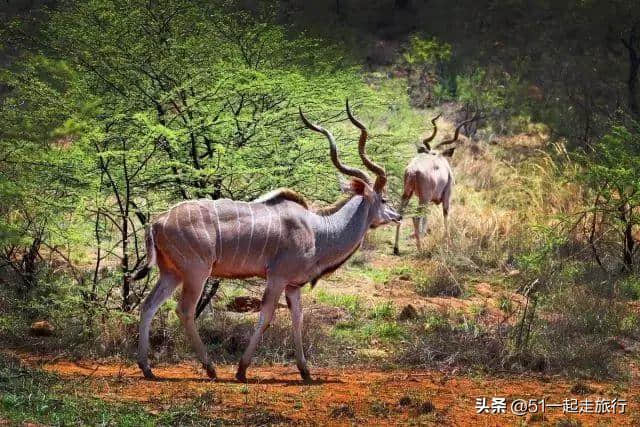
[133,101,400,382]
[393,113,479,255]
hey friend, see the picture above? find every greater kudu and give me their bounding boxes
[393,113,479,254]
[133,101,400,382]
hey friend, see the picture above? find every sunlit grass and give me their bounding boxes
[313,290,362,316]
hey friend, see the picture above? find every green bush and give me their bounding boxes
[368,301,395,320]
[619,275,640,300]
[415,269,462,298]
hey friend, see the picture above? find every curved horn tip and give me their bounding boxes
[346,100,366,130]
[346,98,354,118]
[299,107,320,131]
[299,106,307,120]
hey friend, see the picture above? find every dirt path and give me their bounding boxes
[16,354,638,426]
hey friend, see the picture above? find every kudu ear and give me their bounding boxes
[344,177,375,202]
[440,147,456,157]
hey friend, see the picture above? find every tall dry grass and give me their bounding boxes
[394,132,585,274]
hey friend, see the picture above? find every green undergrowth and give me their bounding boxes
[313,292,408,346]
[313,290,363,316]
[0,354,216,426]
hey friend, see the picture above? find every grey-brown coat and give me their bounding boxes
[393,114,478,254]
[134,101,400,383]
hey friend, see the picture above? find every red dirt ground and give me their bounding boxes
[15,353,640,426]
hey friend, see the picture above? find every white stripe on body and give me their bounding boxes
[257,204,272,264]
[160,207,187,264]
[240,202,255,269]
[211,201,222,262]
[196,201,215,262]
[230,202,241,265]
[273,204,282,256]
[147,225,157,266]
[186,205,207,263]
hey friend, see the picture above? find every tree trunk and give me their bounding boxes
[623,221,634,272]
[121,216,131,312]
[21,235,41,291]
[622,25,640,119]
[620,203,635,272]
[627,48,639,119]
[195,279,220,319]
[212,177,223,200]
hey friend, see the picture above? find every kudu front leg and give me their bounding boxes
[393,197,410,255]
[393,222,402,255]
[285,286,311,383]
[176,274,217,380]
[236,279,286,382]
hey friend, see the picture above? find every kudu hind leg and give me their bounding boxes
[443,206,450,244]
[417,202,429,236]
[442,187,452,244]
[177,273,217,379]
[236,279,286,381]
[138,271,180,379]
[286,286,311,383]
[412,217,423,251]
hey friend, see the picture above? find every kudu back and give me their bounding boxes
[134,101,400,383]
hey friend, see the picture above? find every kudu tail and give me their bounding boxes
[132,226,157,281]
[401,170,416,203]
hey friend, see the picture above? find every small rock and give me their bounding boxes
[606,338,626,351]
[311,305,348,325]
[418,400,435,414]
[397,304,418,321]
[507,269,520,277]
[30,320,54,337]
[571,382,595,395]
[398,396,412,406]
[330,404,355,418]
[226,296,261,313]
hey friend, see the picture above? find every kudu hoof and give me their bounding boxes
[300,372,313,384]
[204,364,217,380]
[235,370,247,382]
[138,362,157,380]
[297,364,312,384]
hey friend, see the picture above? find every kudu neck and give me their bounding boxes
[314,195,372,260]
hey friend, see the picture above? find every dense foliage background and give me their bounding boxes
[2,0,640,397]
